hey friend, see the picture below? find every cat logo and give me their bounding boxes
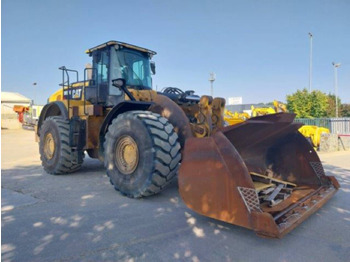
[63,88,82,100]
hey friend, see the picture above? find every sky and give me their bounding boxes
[2,0,350,105]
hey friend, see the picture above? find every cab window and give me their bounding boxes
[132,60,144,80]
[93,50,109,84]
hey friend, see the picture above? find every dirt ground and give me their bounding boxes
[2,129,350,262]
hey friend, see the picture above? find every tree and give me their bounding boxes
[326,94,342,117]
[309,91,329,118]
[341,104,350,117]
[286,89,328,118]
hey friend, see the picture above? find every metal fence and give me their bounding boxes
[294,118,350,134]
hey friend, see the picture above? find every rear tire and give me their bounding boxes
[104,111,181,198]
[39,116,84,174]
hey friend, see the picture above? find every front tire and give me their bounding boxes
[39,116,83,174]
[104,111,181,198]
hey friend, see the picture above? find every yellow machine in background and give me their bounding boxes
[251,105,276,117]
[273,100,287,113]
[224,100,329,149]
[251,100,287,117]
[224,109,250,125]
[224,100,286,124]
[298,125,330,148]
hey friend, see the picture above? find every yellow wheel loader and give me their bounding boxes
[226,102,329,150]
[224,100,286,125]
[298,125,330,148]
[224,109,250,125]
[251,105,276,117]
[251,99,287,117]
[37,41,339,238]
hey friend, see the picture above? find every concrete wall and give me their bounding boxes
[319,133,350,152]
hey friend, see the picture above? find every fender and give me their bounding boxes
[37,101,68,136]
[98,101,153,160]
[149,94,193,147]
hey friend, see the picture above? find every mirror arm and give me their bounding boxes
[120,85,136,101]
[113,78,136,101]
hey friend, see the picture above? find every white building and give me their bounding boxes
[227,96,243,105]
[1,92,31,129]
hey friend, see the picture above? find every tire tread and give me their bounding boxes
[40,116,83,174]
[105,111,181,198]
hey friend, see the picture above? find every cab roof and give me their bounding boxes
[85,41,157,56]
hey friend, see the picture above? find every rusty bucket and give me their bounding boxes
[178,113,339,238]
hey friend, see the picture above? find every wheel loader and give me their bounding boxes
[37,41,339,238]
[298,125,330,149]
[251,100,287,117]
[224,100,287,125]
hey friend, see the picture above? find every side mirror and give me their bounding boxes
[112,78,126,89]
[150,61,156,75]
[112,78,136,101]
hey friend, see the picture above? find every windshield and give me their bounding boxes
[110,47,152,90]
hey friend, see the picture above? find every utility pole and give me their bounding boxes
[33,82,37,105]
[332,62,341,118]
[308,32,313,92]
[209,72,216,97]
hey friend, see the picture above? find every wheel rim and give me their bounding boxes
[115,135,139,175]
[44,132,55,160]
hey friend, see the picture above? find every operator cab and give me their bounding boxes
[85,41,156,107]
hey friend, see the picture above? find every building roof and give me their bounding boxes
[1,92,31,103]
